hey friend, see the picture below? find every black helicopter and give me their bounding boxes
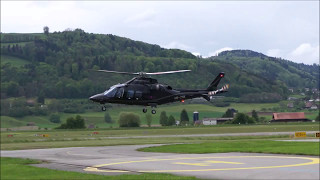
[89,70,229,114]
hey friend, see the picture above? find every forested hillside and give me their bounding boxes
[213,50,318,89]
[1,29,318,102]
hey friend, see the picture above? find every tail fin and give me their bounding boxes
[207,72,225,91]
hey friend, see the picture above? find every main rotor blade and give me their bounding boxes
[146,70,191,75]
[97,70,139,75]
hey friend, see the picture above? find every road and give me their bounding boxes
[2,144,319,179]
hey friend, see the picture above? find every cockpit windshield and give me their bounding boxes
[103,85,125,98]
[104,87,117,97]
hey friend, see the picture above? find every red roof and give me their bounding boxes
[273,112,305,120]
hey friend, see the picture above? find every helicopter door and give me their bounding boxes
[127,89,134,99]
[116,88,124,98]
[135,90,142,100]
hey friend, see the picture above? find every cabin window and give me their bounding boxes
[127,90,134,99]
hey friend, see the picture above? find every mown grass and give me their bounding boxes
[1,157,198,180]
[2,123,318,144]
[0,133,316,151]
[139,140,320,156]
[0,55,30,67]
[0,116,26,128]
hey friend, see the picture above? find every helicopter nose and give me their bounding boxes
[89,94,104,102]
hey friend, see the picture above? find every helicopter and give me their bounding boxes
[89,70,229,114]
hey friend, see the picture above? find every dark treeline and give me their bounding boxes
[0,29,318,101]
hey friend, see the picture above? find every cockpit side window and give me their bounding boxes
[116,88,124,98]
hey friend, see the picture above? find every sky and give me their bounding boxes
[1,1,319,65]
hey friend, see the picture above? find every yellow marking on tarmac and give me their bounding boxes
[206,160,244,165]
[66,151,102,157]
[83,156,320,173]
[174,162,211,166]
[174,160,244,166]
[84,167,129,173]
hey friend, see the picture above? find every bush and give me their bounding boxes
[222,109,234,118]
[31,106,49,116]
[232,113,255,124]
[167,115,176,126]
[8,106,30,117]
[49,113,61,123]
[104,112,112,123]
[118,112,140,127]
[251,110,259,122]
[56,115,85,129]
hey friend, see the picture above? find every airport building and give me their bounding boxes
[270,112,310,123]
[195,118,233,125]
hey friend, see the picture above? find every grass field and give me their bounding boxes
[139,140,320,156]
[0,55,30,67]
[1,123,319,150]
[1,102,318,129]
[1,157,198,180]
[1,41,31,48]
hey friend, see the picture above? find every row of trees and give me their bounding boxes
[117,109,191,128]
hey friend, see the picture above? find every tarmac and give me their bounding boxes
[1,144,319,179]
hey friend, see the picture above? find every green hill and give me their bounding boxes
[0,29,318,101]
[213,50,318,89]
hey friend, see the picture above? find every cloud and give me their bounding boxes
[207,47,233,57]
[287,43,319,64]
[266,43,319,65]
[192,52,201,57]
[163,41,193,51]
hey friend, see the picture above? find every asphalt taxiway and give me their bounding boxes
[1,144,319,179]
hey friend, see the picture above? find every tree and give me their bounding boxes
[118,112,140,127]
[146,113,152,127]
[167,115,176,126]
[56,115,85,129]
[232,113,255,124]
[104,112,112,123]
[159,111,168,126]
[49,113,61,123]
[180,109,189,125]
[43,26,49,36]
[222,109,234,118]
[37,91,45,104]
[74,115,85,128]
[251,110,259,122]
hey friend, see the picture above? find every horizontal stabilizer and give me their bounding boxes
[202,95,211,101]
